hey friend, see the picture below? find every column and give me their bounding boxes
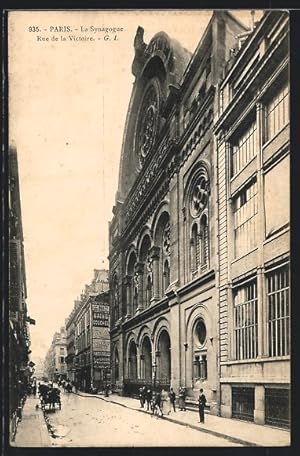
[155,350,161,381]
[225,141,234,361]
[254,385,265,424]
[150,246,160,302]
[135,262,144,313]
[256,102,265,358]
[124,275,132,318]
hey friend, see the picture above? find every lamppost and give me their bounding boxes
[152,362,157,391]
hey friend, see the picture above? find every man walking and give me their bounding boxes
[198,388,207,424]
[146,388,152,411]
[169,388,176,412]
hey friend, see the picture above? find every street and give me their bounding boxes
[43,392,242,447]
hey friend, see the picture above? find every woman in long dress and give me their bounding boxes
[161,388,171,415]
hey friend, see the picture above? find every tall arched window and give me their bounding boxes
[126,251,137,316]
[161,221,170,294]
[186,166,210,279]
[191,223,201,274]
[193,318,208,384]
[139,235,152,309]
[200,214,209,272]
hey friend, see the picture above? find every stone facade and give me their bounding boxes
[9,144,33,429]
[69,269,110,391]
[214,11,290,427]
[44,327,67,381]
[109,12,248,414]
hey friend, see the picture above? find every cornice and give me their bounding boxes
[177,269,215,297]
[122,297,169,331]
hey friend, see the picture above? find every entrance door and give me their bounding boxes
[141,337,152,381]
[128,341,137,379]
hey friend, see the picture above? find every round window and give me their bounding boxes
[195,319,206,346]
[190,174,209,218]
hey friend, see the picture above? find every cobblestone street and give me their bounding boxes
[44,392,241,447]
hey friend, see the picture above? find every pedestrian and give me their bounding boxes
[152,391,163,417]
[139,386,146,408]
[139,387,145,408]
[32,382,37,397]
[198,388,207,424]
[145,388,152,411]
[169,387,176,412]
[161,388,171,415]
[178,387,186,411]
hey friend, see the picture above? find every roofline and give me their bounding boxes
[224,10,251,32]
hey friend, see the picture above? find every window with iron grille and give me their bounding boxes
[233,180,258,258]
[234,280,258,360]
[265,83,289,142]
[267,264,290,357]
[232,121,257,176]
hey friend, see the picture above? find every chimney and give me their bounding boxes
[250,10,255,31]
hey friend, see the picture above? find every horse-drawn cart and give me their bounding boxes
[39,385,61,411]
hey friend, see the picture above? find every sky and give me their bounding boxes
[8,9,262,361]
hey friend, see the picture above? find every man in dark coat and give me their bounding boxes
[145,388,152,411]
[198,388,207,423]
[139,387,145,408]
[169,388,176,412]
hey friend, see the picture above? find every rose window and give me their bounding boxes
[138,85,159,165]
[194,319,207,347]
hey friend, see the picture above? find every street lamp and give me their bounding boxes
[152,362,157,391]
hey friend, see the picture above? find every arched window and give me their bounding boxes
[153,210,170,299]
[191,223,201,274]
[187,166,210,279]
[193,318,208,383]
[200,214,209,271]
[139,235,152,309]
[161,221,170,294]
[126,251,137,317]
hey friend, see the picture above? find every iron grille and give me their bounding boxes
[232,386,254,422]
[265,388,290,428]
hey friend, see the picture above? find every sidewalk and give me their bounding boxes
[75,391,290,447]
[11,396,51,447]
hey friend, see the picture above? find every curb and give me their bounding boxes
[73,392,257,446]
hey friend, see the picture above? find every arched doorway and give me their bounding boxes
[128,341,137,379]
[141,336,152,381]
[157,330,171,382]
